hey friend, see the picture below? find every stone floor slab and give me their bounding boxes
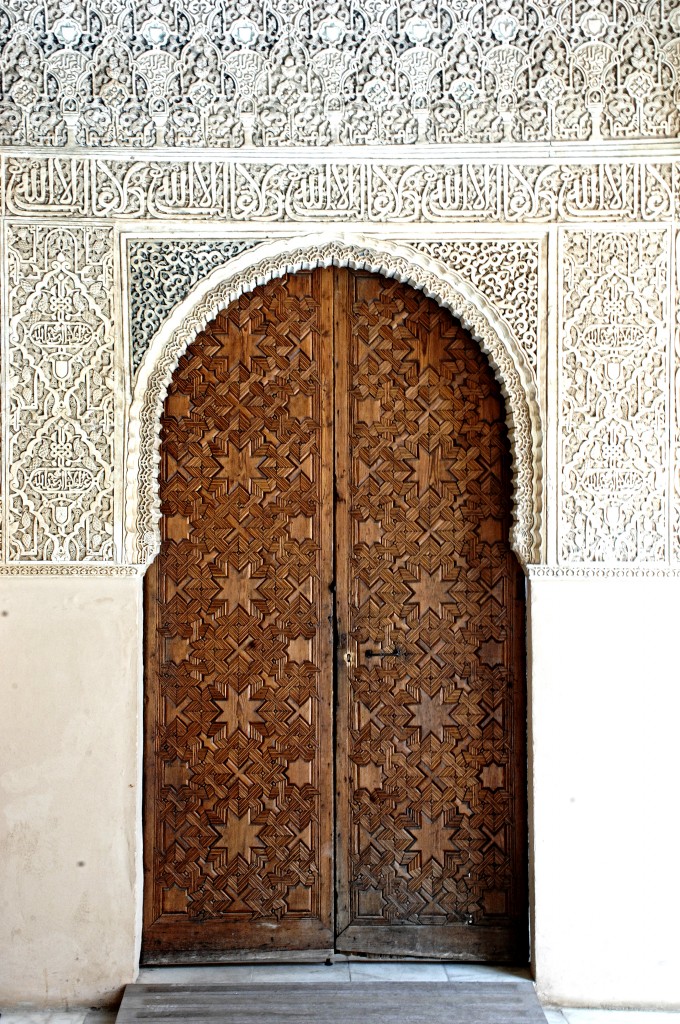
[116,981,548,1024]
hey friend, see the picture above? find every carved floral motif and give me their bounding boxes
[128,238,261,373]
[5,225,116,562]
[559,229,669,564]
[0,0,679,147]
[414,240,541,378]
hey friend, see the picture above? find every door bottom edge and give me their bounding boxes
[141,948,335,967]
[142,948,529,967]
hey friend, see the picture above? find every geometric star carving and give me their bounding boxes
[407,809,452,868]
[212,685,265,739]
[406,687,456,742]
[406,567,455,615]
[213,812,264,863]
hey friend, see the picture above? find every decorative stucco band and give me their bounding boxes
[3,0,680,148]
[2,153,676,223]
[125,233,542,567]
[2,151,679,576]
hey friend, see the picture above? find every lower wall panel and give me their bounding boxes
[529,577,680,1009]
[1,575,679,1007]
[0,577,142,1008]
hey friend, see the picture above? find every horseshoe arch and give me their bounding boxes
[125,233,543,567]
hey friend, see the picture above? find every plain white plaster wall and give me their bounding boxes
[529,577,680,1009]
[0,577,142,1009]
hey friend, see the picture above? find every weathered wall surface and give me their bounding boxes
[0,577,142,1008]
[0,0,679,1011]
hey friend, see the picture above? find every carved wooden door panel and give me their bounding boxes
[143,271,335,962]
[334,270,527,961]
[144,268,526,964]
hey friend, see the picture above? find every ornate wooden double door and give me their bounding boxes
[143,269,527,964]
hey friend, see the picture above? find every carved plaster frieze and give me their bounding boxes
[559,228,669,564]
[0,564,140,576]
[127,236,542,386]
[4,225,117,562]
[0,0,679,148]
[125,233,543,570]
[527,566,680,577]
[2,156,675,223]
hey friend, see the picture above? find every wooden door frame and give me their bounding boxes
[131,235,542,966]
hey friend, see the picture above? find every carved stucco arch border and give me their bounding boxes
[126,233,543,567]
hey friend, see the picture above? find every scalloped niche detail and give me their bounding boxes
[125,235,543,568]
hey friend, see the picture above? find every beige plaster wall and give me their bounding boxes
[529,577,680,1009]
[0,577,142,1009]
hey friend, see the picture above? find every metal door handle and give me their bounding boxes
[365,647,405,659]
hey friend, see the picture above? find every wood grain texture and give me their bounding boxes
[334,271,527,960]
[143,271,335,960]
[144,268,526,964]
[143,948,335,966]
[117,983,547,1024]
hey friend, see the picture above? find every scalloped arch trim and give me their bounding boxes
[125,233,543,566]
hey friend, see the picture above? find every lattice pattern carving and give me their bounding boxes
[414,240,541,379]
[143,272,333,956]
[559,229,669,563]
[339,273,525,953]
[4,157,674,223]
[0,0,679,146]
[5,225,116,562]
[128,239,262,374]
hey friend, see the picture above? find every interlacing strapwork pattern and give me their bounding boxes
[345,276,525,933]
[6,225,116,562]
[1,0,680,147]
[560,229,669,563]
[146,276,329,936]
